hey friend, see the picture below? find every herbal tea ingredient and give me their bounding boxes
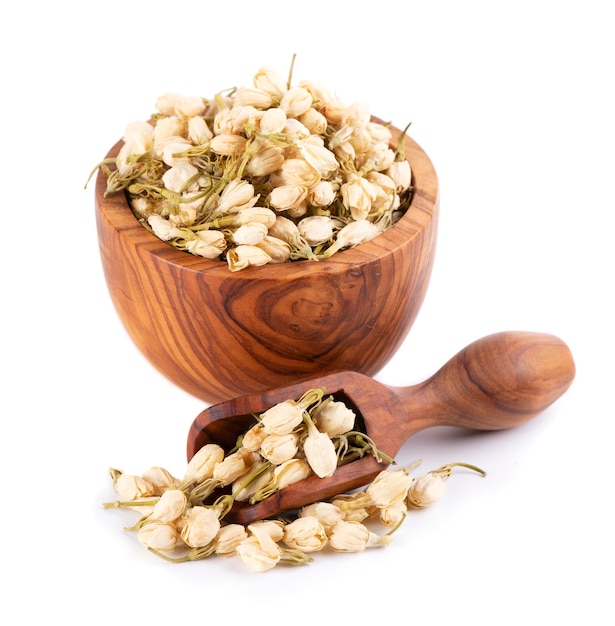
[104,389,486,572]
[89,61,413,270]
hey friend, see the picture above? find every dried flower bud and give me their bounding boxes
[185,230,226,259]
[174,96,206,118]
[366,121,393,145]
[231,221,268,246]
[234,87,275,110]
[236,535,281,572]
[282,118,311,140]
[260,432,299,464]
[283,517,327,553]
[141,467,178,495]
[209,134,248,156]
[299,136,339,177]
[150,489,187,523]
[212,448,256,485]
[147,215,184,241]
[232,461,274,502]
[365,144,395,172]
[187,115,213,145]
[341,174,379,221]
[378,500,407,527]
[341,101,371,130]
[280,86,313,117]
[161,163,199,194]
[365,171,396,209]
[269,184,308,212]
[314,400,356,437]
[227,244,272,271]
[256,236,292,263]
[241,423,268,451]
[298,502,343,531]
[299,107,328,135]
[272,458,312,489]
[298,80,332,107]
[152,116,186,145]
[328,520,392,552]
[180,505,221,548]
[158,138,193,166]
[406,471,448,508]
[364,468,413,508]
[259,107,288,135]
[407,462,486,508]
[279,158,320,187]
[122,121,154,156]
[230,207,276,228]
[303,425,337,478]
[245,142,285,177]
[249,519,286,544]
[182,443,225,486]
[214,524,248,557]
[253,67,288,98]
[321,99,348,124]
[297,215,335,246]
[260,399,305,435]
[216,179,258,214]
[112,469,156,501]
[307,180,336,208]
[137,522,179,553]
[386,159,412,193]
[331,492,371,522]
[322,219,380,257]
[155,93,183,116]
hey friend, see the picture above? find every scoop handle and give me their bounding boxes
[392,331,575,436]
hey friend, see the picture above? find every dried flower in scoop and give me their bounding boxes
[259,388,323,435]
[260,432,300,465]
[313,399,356,437]
[179,443,225,488]
[302,415,338,478]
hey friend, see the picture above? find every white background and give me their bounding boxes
[2,1,613,623]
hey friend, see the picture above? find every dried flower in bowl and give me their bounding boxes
[89,57,414,271]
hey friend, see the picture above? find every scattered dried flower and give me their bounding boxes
[407,462,486,509]
[328,520,393,552]
[283,516,328,553]
[180,506,221,548]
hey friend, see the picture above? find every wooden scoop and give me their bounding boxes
[186,331,575,524]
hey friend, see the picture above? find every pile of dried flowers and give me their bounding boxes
[104,388,485,572]
[90,58,413,271]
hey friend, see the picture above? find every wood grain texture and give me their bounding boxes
[95,123,439,403]
[187,331,575,524]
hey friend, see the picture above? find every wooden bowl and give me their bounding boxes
[94,124,439,404]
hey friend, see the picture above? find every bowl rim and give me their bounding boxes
[95,120,439,279]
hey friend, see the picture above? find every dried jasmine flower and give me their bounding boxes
[88,57,415,269]
[104,390,486,571]
[407,462,486,509]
